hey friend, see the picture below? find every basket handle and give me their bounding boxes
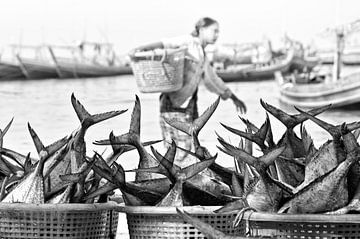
[160,49,172,81]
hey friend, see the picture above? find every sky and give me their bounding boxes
[0,0,359,54]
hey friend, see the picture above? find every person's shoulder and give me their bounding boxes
[161,34,194,46]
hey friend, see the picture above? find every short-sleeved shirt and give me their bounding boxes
[161,35,231,108]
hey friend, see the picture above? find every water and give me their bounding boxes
[1,73,360,238]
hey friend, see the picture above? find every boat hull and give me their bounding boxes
[278,72,360,108]
[56,60,133,78]
[217,52,294,82]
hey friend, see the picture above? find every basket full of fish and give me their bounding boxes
[94,93,360,238]
[3,91,360,239]
[0,93,129,239]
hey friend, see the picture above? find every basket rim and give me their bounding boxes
[133,47,186,60]
[0,201,119,212]
[243,211,360,223]
[117,204,225,214]
[118,203,360,223]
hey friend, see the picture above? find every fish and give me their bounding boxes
[155,153,216,207]
[218,137,287,212]
[221,115,271,152]
[101,131,162,166]
[69,93,127,168]
[161,97,236,195]
[94,95,161,181]
[151,143,233,204]
[259,100,331,187]
[175,134,244,189]
[278,124,360,214]
[164,97,220,139]
[91,152,162,205]
[0,118,28,177]
[0,118,14,177]
[1,123,70,203]
[294,107,360,196]
[162,97,220,167]
[26,122,72,194]
[47,157,95,203]
[326,179,360,214]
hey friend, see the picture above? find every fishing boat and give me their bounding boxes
[16,56,60,79]
[4,43,133,80]
[216,49,294,82]
[54,59,133,78]
[342,49,360,65]
[0,60,25,80]
[277,22,360,108]
[289,55,320,72]
[276,71,360,108]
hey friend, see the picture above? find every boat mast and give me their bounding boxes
[332,28,344,82]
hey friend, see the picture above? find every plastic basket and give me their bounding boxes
[243,211,360,238]
[131,48,185,93]
[118,204,245,239]
[0,202,119,239]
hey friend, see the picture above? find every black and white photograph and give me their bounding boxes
[1,0,360,238]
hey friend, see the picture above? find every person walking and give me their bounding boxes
[129,17,247,167]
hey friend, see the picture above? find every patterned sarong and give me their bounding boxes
[159,91,198,168]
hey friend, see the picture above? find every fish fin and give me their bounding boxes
[129,95,141,135]
[27,123,46,157]
[150,145,178,182]
[260,99,296,128]
[180,156,216,181]
[192,97,220,135]
[217,137,258,167]
[71,93,91,122]
[259,146,285,167]
[220,123,266,150]
[71,93,127,128]
[0,117,14,147]
[163,117,192,135]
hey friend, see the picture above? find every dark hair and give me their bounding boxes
[191,17,218,37]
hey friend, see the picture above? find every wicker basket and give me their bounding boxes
[243,211,360,238]
[0,202,119,239]
[118,204,245,238]
[131,48,186,93]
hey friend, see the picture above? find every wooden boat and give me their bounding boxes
[0,60,25,80]
[276,70,360,108]
[277,21,360,108]
[289,55,320,72]
[54,58,133,78]
[216,49,294,82]
[16,56,61,79]
[342,49,360,65]
[4,43,133,80]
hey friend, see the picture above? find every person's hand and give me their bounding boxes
[128,48,139,61]
[230,94,247,114]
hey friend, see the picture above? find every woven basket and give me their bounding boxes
[243,211,360,238]
[118,204,245,239]
[0,202,119,239]
[131,48,185,93]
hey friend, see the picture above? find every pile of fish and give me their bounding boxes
[1,92,360,220]
[0,93,131,204]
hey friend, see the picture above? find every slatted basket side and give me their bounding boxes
[243,211,360,238]
[118,205,245,239]
[0,202,118,239]
[131,48,186,93]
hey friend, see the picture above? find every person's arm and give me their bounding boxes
[203,60,247,114]
[128,42,165,60]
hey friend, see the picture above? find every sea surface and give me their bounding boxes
[1,69,360,238]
